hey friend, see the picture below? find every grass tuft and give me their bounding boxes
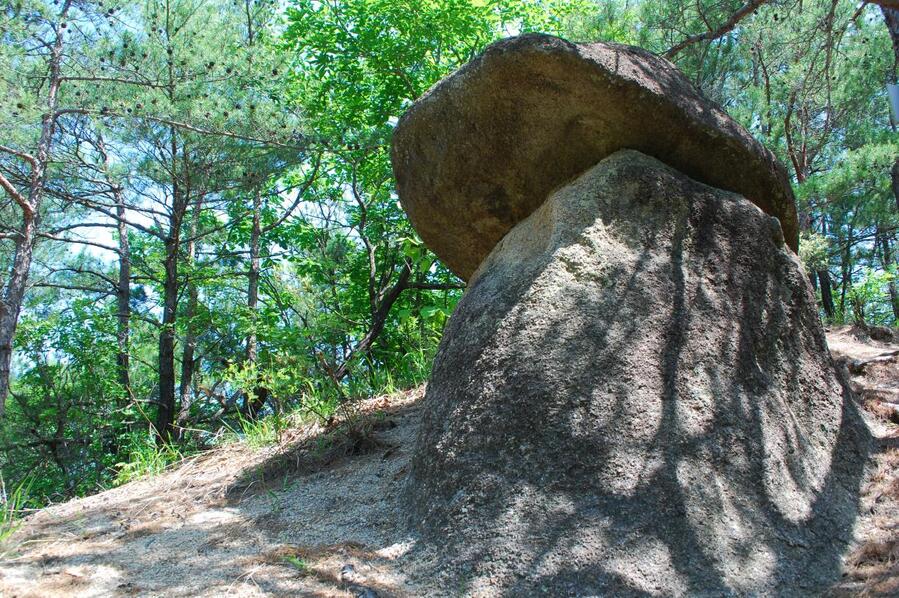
[0,475,33,559]
[114,434,183,485]
[224,412,292,449]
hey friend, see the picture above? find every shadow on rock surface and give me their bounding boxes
[404,151,871,596]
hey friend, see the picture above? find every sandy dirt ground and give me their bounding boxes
[0,389,433,597]
[0,328,897,597]
[826,326,899,596]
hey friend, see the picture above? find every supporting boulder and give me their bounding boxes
[404,150,867,594]
[392,34,868,595]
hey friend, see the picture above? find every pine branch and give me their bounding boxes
[0,144,38,167]
[0,171,33,218]
[664,0,770,58]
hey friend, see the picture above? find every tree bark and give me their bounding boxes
[155,232,180,441]
[818,269,836,319]
[247,189,261,367]
[839,231,854,318]
[114,188,131,396]
[892,158,899,213]
[154,128,189,441]
[811,218,834,319]
[0,217,37,418]
[93,132,131,397]
[0,5,69,416]
[176,195,203,438]
[155,4,187,440]
[882,6,899,80]
[878,229,899,321]
[244,187,268,418]
[91,130,133,400]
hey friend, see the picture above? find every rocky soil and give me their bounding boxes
[0,327,896,597]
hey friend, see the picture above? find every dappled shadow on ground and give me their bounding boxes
[0,390,427,597]
[827,336,899,597]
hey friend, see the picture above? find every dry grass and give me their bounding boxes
[260,541,406,597]
[861,399,899,425]
[844,540,899,596]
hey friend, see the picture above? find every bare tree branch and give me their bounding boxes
[54,108,312,151]
[0,144,38,167]
[0,171,33,218]
[664,0,770,58]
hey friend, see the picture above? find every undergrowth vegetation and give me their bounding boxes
[0,476,31,557]
[114,436,185,486]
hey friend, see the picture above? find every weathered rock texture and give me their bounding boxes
[391,34,799,280]
[405,151,868,596]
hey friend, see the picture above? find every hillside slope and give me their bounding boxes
[0,328,897,597]
[0,390,430,597]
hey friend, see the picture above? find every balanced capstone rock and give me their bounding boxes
[391,34,869,596]
[391,34,799,281]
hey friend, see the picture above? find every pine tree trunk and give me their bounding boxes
[155,5,183,441]
[892,158,899,213]
[818,269,836,319]
[245,187,267,418]
[176,196,203,438]
[0,217,37,417]
[883,6,899,81]
[839,237,852,318]
[156,233,179,441]
[887,4,899,210]
[115,188,131,397]
[879,230,899,321]
[0,11,67,415]
[155,132,187,441]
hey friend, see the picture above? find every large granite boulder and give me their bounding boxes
[391,34,799,280]
[403,151,868,595]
